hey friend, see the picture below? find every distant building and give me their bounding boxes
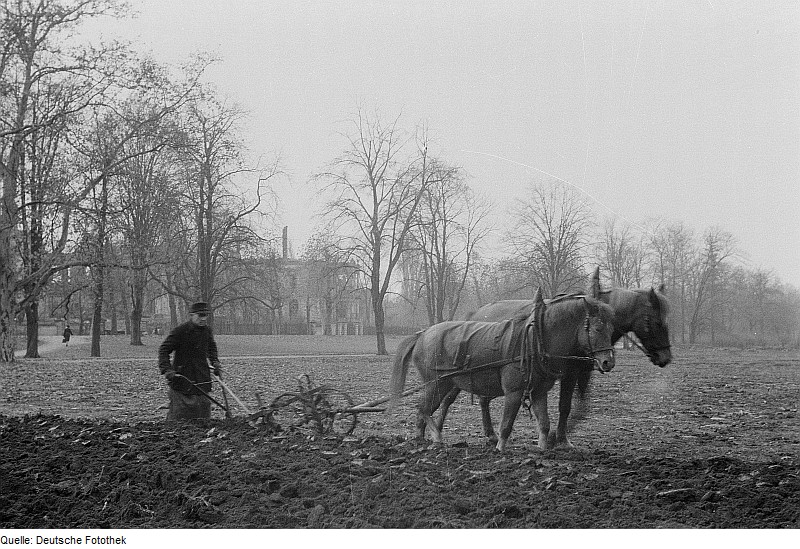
[278,257,370,335]
[208,228,372,335]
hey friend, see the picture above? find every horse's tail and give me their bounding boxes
[388,330,423,410]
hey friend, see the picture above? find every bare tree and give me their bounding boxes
[161,90,282,319]
[0,0,130,360]
[0,0,212,360]
[411,160,491,323]
[317,109,428,354]
[507,180,594,297]
[686,227,736,344]
[646,220,696,343]
[115,100,184,345]
[595,217,647,289]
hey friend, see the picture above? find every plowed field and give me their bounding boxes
[1,340,798,528]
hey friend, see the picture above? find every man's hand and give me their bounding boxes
[164,370,176,381]
[212,361,222,378]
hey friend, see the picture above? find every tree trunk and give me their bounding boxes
[324,290,333,335]
[0,41,33,363]
[24,301,40,358]
[130,306,143,345]
[129,272,145,345]
[110,304,118,334]
[77,290,86,336]
[166,272,178,329]
[91,264,104,357]
[372,292,387,355]
[121,286,131,335]
[90,169,110,357]
[0,306,15,362]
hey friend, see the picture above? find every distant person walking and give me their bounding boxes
[158,301,222,420]
[62,325,73,346]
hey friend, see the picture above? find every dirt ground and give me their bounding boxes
[1,344,798,528]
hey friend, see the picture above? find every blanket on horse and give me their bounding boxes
[424,317,529,374]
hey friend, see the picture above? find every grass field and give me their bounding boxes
[18,333,405,359]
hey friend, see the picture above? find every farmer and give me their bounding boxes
[62,324,73,346]
[158,301,222,420]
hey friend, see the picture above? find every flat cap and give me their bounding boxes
[189,301,210,314]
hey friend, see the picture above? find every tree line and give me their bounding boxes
[311,111,800,351]
[1,1,283,361]
[2,1,797,363]
[395,176,800,348]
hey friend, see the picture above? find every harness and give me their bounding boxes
[519,294,614,414]
[623,309,671,359]
[441,294,614,413]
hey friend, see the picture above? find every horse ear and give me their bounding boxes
[534,287,544,305]
[587,267,601,299]
[658,283,666,294]
[649,287,661,310]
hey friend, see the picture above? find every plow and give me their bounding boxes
[185,350,538,437]
[192,372,421,436]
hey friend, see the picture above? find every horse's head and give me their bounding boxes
[540,289,616,374]
[631,287,672,367]
[582,297,616,373]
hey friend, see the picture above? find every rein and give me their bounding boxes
[623,308,671,359]
[435,295,612,406]
[520,295,613,414]
[623,333,648,355]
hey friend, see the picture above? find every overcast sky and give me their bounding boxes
[88,0,799,287]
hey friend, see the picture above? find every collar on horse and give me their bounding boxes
[520,294,613,414]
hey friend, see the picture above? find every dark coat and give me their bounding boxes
[158,321,219,394]
[62,327,72,342]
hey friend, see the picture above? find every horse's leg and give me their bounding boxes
[437,389,498,444]
[496,391,523,453]
[480,396,498,443]
[416,381,449,444]
[435,386,461,432]
[530,390,552,450]
[572,370,593,420]
[555,370,578,448]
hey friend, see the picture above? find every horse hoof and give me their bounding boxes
[537,441,551,451]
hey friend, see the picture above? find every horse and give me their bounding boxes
[389,286,616,452]
[438,267,672,447]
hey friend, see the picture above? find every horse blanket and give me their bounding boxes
[422,318,529,376]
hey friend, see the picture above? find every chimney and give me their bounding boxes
[282,226,288,259]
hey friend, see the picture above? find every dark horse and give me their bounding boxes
[390,286,616,452]
[438,267,672,447]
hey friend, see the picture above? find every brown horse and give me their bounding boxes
[439,267,672,447]
[390,287,616,452]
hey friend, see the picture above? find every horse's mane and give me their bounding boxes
[650,288,671,317]
[601,286,671,319]
[544,295,609,327]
